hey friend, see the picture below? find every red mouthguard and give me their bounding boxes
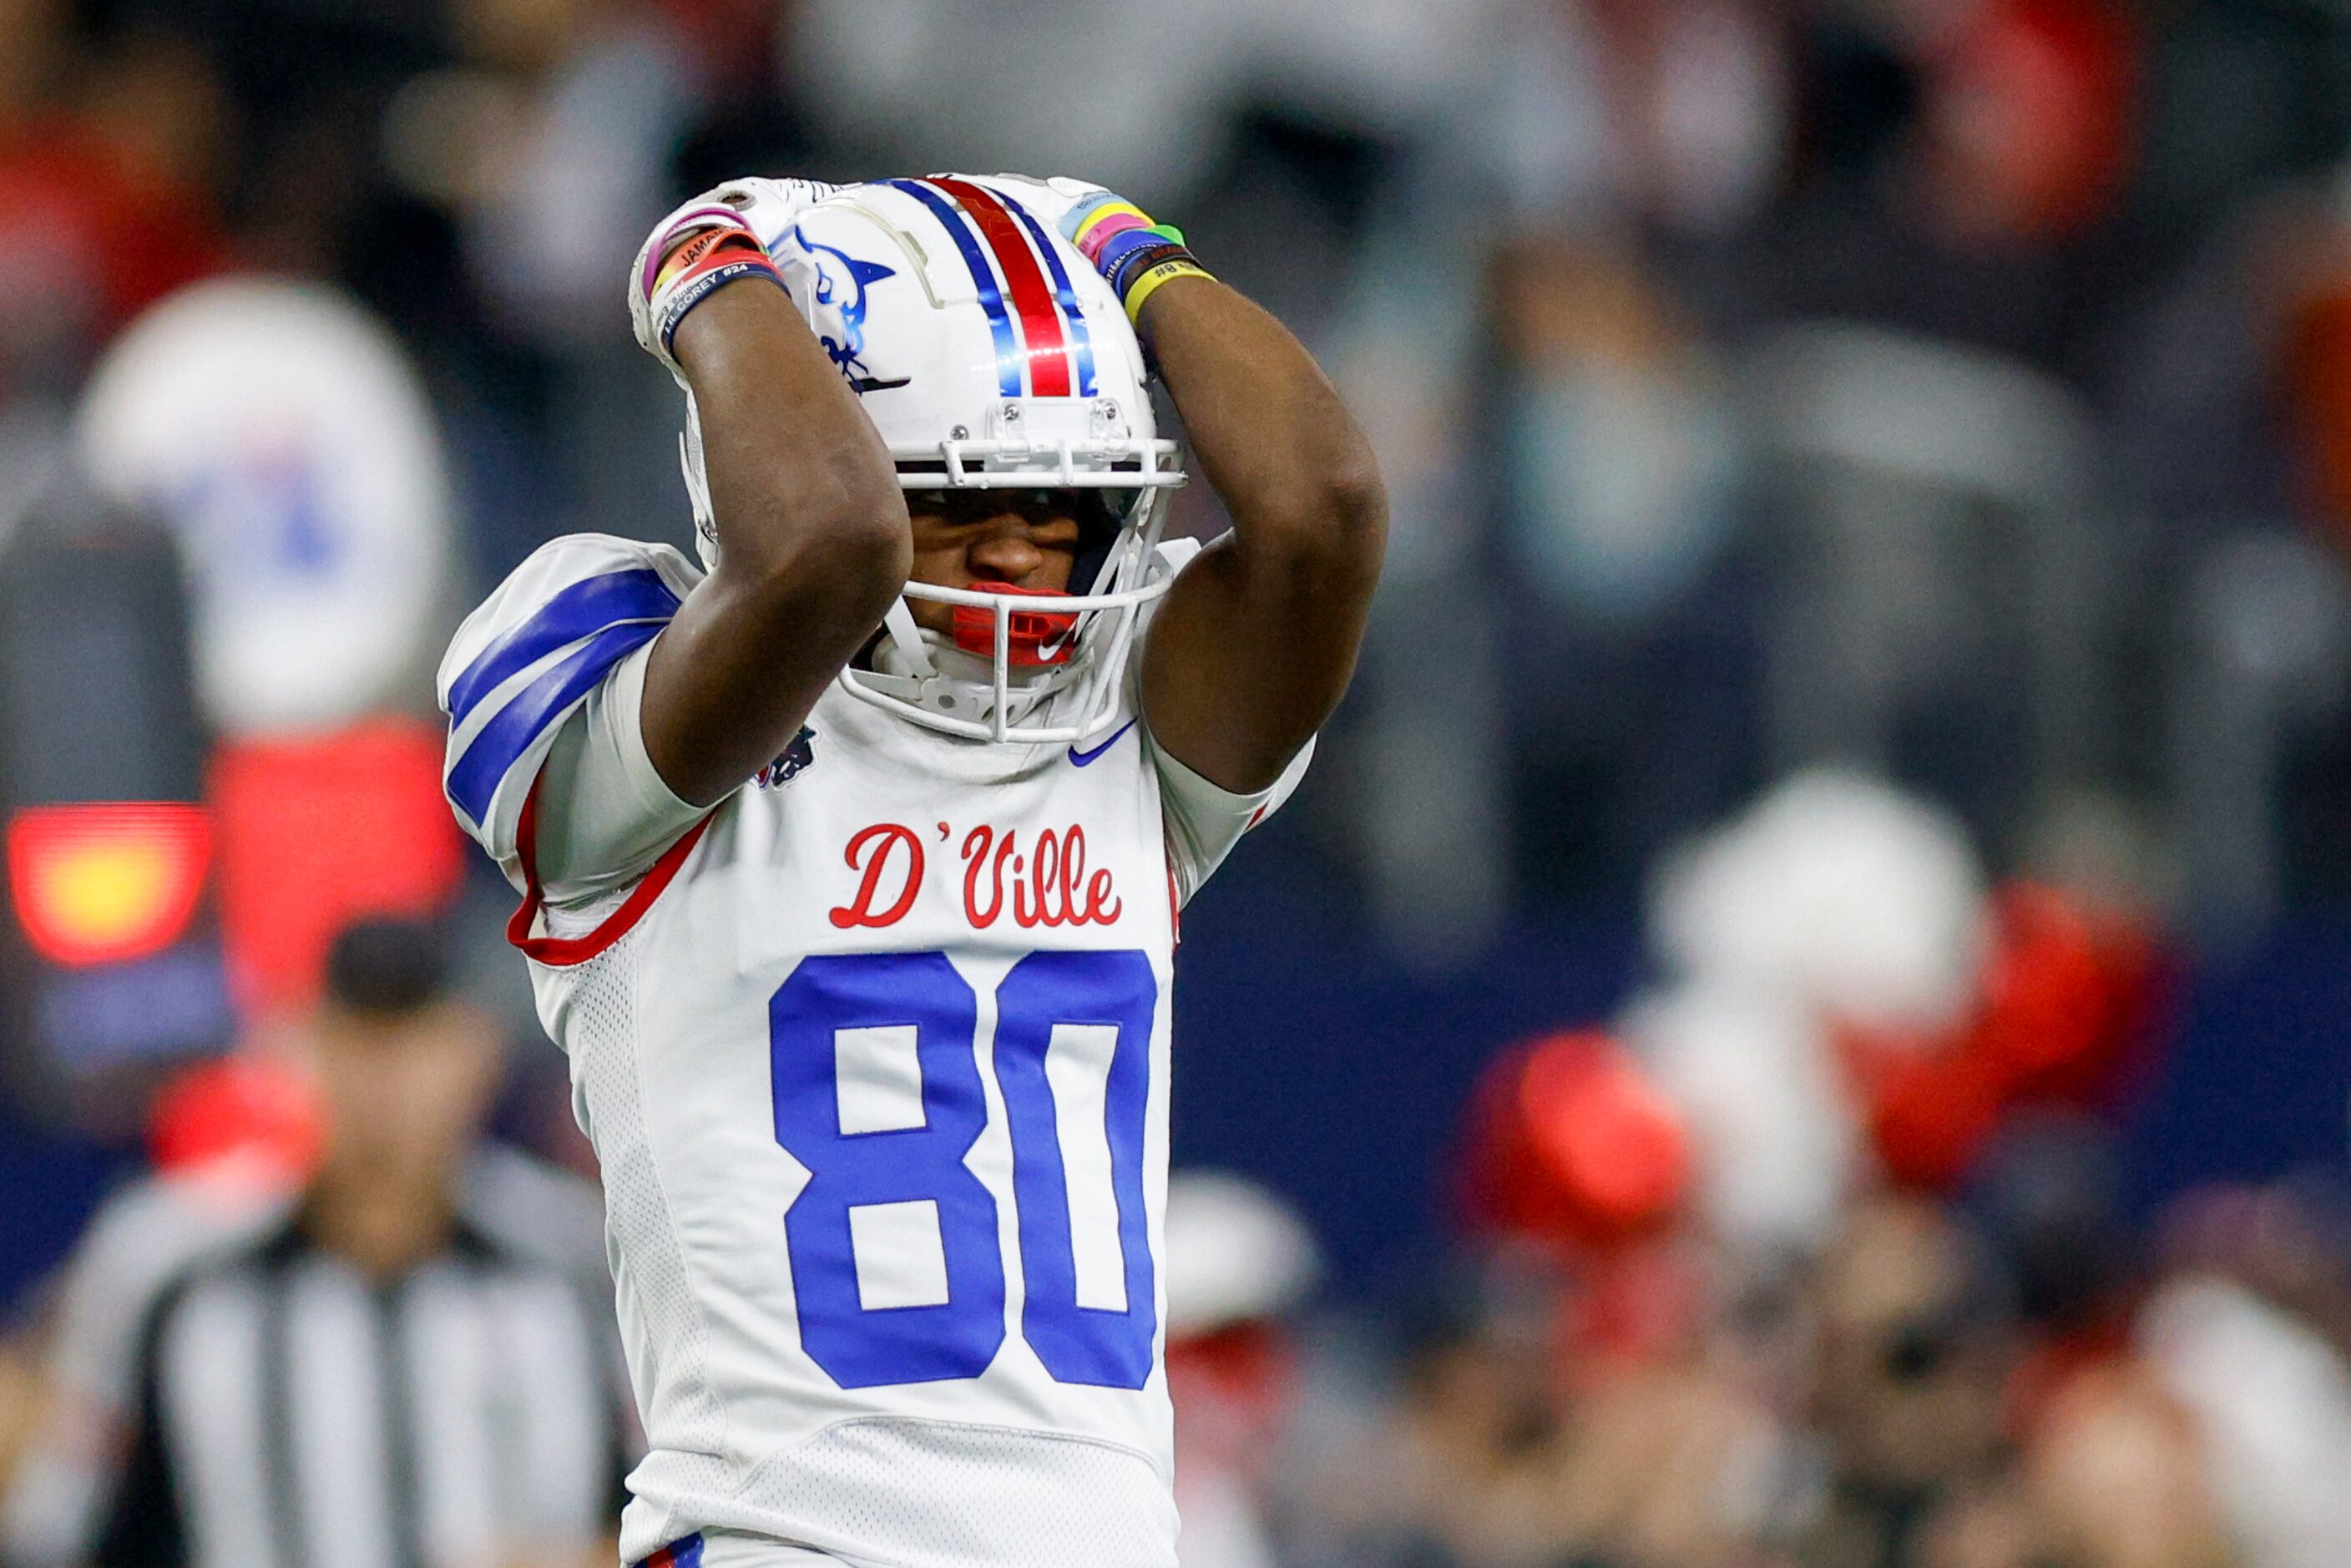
[952,584,1079,667]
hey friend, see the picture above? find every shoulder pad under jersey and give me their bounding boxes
[438,534,701,874]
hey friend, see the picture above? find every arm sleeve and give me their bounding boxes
[1147,728,1315,908]
[528,638,706,904]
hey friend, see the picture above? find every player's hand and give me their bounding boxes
[965,173,1106,232]
[628,178,842,377]
[702,176,848,253]
[1045,183,1212,324]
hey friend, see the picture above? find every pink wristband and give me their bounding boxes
[1070,208,1151,266]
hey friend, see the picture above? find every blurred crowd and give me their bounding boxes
[13,0,2351,928]
[8,0,2351,1565]
[1165,771,2338,1568]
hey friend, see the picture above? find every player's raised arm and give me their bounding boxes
[628,184,913,807]
[1056,187,1388,792]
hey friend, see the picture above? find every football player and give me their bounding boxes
[437,174,1384,1568]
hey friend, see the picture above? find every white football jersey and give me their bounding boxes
[437,535,1305,1568]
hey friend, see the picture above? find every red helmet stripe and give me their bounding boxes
[926,176,1073,398]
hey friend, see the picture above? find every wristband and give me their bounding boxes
[651,225,786,357]
[1063,192,1215,323]
[1066,199,1156,266]
[1119,253,1212,321]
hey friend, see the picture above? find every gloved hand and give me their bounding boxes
[1049,182,1212,323]
[627,178,844,377]
[700,176,848,253]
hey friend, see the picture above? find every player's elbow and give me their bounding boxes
[734,474,911,632]
[840,505,916,626]
[1250,443,1388,589]
[1320,448,1388,555]
[799,498,913,631]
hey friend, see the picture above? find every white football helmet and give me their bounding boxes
[676,173,1184,743]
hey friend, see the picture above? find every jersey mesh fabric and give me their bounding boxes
[731,1418,1173,1567]
[568,926,1177,1567]
[694,1537,849,1566]
[566,934,738,1559]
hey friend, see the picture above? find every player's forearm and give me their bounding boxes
[1140,279,1386,586]
[645,286,909,805]
[1132,281,1386,792]
[674,287,909,599]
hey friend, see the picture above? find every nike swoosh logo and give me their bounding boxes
[1068,720,1137,767]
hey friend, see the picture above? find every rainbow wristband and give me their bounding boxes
[1066,197,1214,323]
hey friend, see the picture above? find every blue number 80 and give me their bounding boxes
[769,948,1159,1390]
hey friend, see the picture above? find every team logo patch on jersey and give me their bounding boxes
[756,726,817,789]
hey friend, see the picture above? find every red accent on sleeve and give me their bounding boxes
[506,776,713,967]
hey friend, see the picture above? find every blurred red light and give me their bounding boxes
[7,802,211,967]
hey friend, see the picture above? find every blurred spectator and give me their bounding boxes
[0,1333,43,1502]
[1802,1195,2014,1568]
[2024,1362,2232,1568]
[1164,1172,1322,1568]
[1302,1241,1795,1568]
[0,918,628,1568]
[0,15,230,398]
[386,0,698,346]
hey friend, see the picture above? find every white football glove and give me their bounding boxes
[997,173,1104,220]
[627,176,846,378]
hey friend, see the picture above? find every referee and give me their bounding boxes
[3,918,635,1568]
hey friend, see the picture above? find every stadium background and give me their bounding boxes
[8,0,2351,1563]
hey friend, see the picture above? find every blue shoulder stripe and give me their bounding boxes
[447,569,680,727]
[446,619,668,826]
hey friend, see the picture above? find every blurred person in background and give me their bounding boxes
[1801,1194,2019,1568]
[1303,1243,1794,1568]
[1160,1172,1322,1568]
[0,1337,43,1509]
[0,3,230,402]
[0,917,631,1568]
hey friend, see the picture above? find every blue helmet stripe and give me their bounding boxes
[447,569,678,726]
[447,619,667,826]
[999,193,1099,399]
[887,179,1023,397]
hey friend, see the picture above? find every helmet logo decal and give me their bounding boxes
[887,177,1095,400]
[791,225,897,389]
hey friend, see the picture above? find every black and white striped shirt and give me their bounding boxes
[5,1152,635,1568]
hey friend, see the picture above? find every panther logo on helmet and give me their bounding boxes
[784,225,898,390]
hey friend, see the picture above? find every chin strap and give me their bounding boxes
[877,598,937,678]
